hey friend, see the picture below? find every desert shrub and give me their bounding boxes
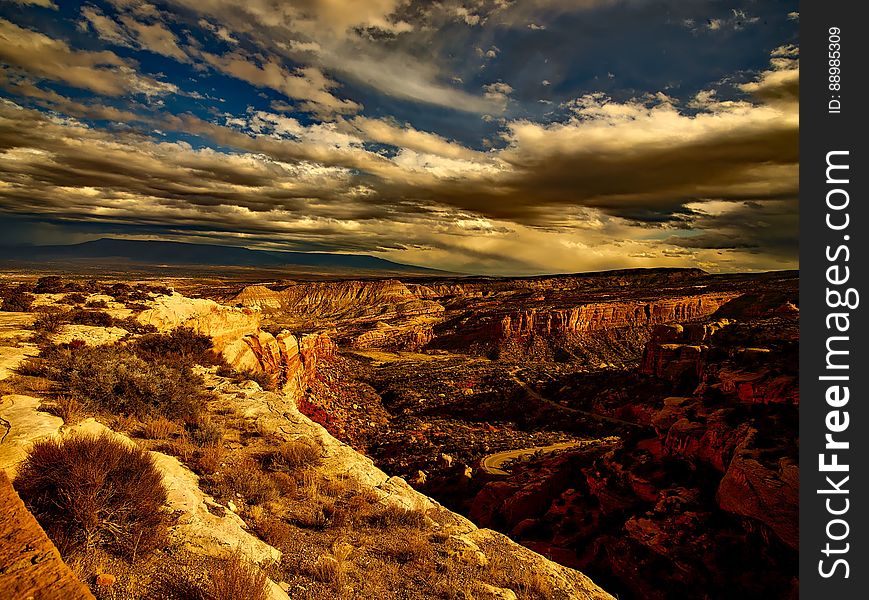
[13,433,169,556]
[195,444,223,475]
[142,417,180,440]
[261,440,323,473]
[219,459,278,505]
[32,344,206,421]
[34,276,65,294]
[155,552,268,600]
[68,309,115,327]
[32,310,66,333]
[135,327,219,366]
[189,417,223,447]
[208,552,269,600]
[363,505,428,529]
[1,285,34,312]
[59,292,87,305]
[86,299,109,308]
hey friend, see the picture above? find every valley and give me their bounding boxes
[0,267,798,599]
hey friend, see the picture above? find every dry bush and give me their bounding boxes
[154,551,268,600]
[308,541,354,585]
[31,344,207,421]
[59,292,87,305]
[45,395,84,423]
[288,500,340,530]
[163,434,196,464]
[270,471,298,496]
[34,276,65,294]
[195,444,223,475]
[86,299,109,308]
[134,327,220,366]
[378,535,431,565]
[189,417,223,447]
[220,459,278,505]
[253,517,295,550]
[32,310,66,333]
[363,504,428,529]
[1,285,33,312]
[13,433,169,557]
[114,414,141,433]
[261,439,323,474]
[142,417,179,440]
[68,309,115,327]
[208,551,269,600]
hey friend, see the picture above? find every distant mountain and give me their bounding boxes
[0,238,448,274]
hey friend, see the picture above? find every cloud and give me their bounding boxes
[5,0,57,8]
[0,18,177,97]
[80,6,188,62]
[346,116,485,160]
[198,50,361,117]
[160,0,501,113]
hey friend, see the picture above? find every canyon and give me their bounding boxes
[0,267,798,599]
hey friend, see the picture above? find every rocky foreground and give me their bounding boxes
[0,280,614,600]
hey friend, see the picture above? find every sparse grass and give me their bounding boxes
[218,459,279,505]
[44,394,84,423]
[13,433,169,557]
[363,504,428,529]
[142,416,180,440]
[261,439,323,474]
[208,551,269,600]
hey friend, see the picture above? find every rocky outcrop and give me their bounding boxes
[138,293,262,353]
[639,321,729,381]
[0,395,64,478]
[232,281,444,323]
[137,293,337,402]
[717,431,799,549]
[495,294,737,340]
[0,471,94,600]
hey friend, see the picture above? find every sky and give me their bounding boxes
[0,0,799,276]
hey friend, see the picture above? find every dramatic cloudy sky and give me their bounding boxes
[0,0,798,275]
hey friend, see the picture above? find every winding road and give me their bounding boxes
[479,440,589,476]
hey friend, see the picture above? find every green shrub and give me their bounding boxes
[13,433,169,556]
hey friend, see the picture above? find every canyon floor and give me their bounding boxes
[0,268,798,599]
